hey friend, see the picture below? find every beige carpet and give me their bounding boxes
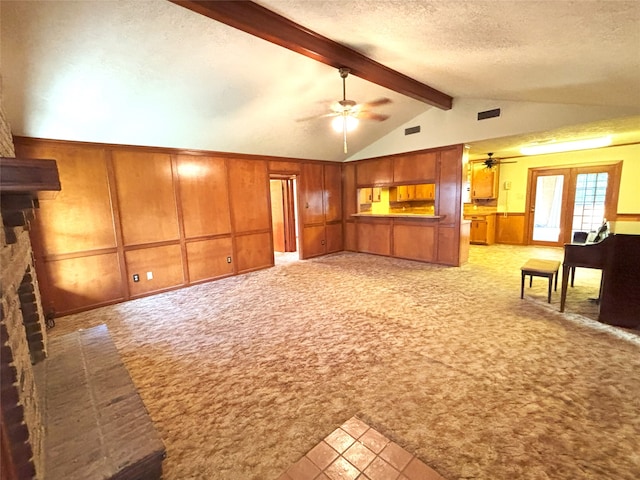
[49,245,640,480]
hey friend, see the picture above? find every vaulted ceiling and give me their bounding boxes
[2,0,639,162]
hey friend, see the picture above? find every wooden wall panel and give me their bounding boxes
[393,151,437,183]
[42,253,124,314]
[300,163,324,225]
[437,227,457,266]
[344,222,357,251]
[235,232,273,273]
[496,213,526,245]
[125,244,184,297]
[186,237,234,282]
[356,157,392,186]
[227,159,271,233]
[15,143,116,255]
[437,147,463,226]
[325,222,343,254]
[302,225,326,258]
[436,146,464,266]
[112,151,179,245]
[357,220,391,256]
[459,221,471,265]
[342,163,357,219]
[393,223,436,262]
[268,160,301,174]
[177,155,231,238]
[324,163,342,222]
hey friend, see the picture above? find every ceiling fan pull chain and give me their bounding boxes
[343,112,348,153]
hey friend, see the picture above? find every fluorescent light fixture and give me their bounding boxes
[331,115,359,133]
[520,136,612,155]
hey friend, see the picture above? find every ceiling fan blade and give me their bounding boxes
[361,97,392,108]
[296,112,339,122]
[358,111,389,122]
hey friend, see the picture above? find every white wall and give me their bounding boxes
[349,98,638,160]
[496,143,640,214]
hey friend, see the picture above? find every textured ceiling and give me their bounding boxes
[1,0,639,162]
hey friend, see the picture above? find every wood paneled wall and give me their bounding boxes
[495,213,526,245]
[16,136,467,315]
[299,162,343,259]
[16,138,341,316]
[346,144,466,266]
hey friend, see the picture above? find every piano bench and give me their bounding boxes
[520,259,561,303]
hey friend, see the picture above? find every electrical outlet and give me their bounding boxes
[133,274,140,282]
[146,271,153,280]
[226,256,232,264]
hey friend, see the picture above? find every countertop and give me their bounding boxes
[351,213,442,219]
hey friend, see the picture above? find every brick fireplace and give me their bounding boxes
[1,106,49,478]
[1,100,165,480]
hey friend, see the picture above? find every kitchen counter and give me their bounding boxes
[352,213,442,219]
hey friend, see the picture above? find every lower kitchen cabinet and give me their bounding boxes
[466,214,496,245]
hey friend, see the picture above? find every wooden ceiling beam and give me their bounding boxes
[170,0,453,110]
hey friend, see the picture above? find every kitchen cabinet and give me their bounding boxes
[358,187,382,205]
[414,183,435,200]
[356,157,393,186]
[393,151,437,183]
[466,214,496,245]
[389,185,415,202]
[471,161,499,199]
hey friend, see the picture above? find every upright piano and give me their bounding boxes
[561,233,640,327]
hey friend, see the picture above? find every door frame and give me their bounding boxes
[525,167,572,247]
[269,175,298,252]
[524,161,622,246]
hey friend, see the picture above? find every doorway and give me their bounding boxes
[526,162,622,246]
[269,175,299,262]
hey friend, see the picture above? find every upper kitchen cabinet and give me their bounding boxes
[393,151,437,183]
[356,157,392,186]
[471,161,499,199]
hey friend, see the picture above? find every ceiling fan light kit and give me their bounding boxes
[520,136,612,155]
[297,67,392,154]
[332,114,359,133]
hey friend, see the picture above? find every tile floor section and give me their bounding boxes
[277,417,446,480]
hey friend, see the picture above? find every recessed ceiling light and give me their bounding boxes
[520,136,612,155]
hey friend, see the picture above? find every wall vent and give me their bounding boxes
[404,125,421,135]
[477,108,501,120]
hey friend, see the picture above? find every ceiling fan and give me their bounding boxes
[482,152,517,169]
[297,67,392,153]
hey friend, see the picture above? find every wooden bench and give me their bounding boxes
[520,259,561,303]
[35,324,165,480]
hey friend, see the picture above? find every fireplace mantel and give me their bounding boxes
[0,157,61,192]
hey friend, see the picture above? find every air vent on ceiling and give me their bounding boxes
[477,108,501,120]
[404,125,421,135]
